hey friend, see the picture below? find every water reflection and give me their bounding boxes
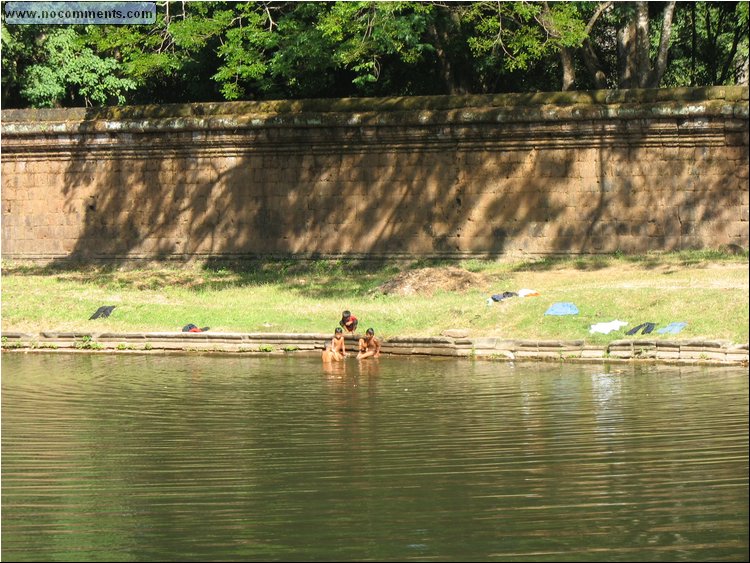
[2,354,748,562]
[322,356,381,379]
[322,356,348,379]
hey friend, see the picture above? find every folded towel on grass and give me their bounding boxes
[656,322,687,334]
[545,302,579,316]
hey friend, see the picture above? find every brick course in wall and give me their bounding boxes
[1,87,748,261]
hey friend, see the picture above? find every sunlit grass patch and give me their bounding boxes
[2,252,747,343]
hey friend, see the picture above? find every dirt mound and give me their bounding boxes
[374,266,487,296]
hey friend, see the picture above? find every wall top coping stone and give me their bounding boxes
[2,86,748,127]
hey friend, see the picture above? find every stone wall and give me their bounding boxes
[1,86,748,261]
[2,331,748,365]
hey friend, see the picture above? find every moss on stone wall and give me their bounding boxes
[2,86,747,125]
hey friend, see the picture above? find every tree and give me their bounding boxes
[575,1,676,89]
[314,2,436,93]
[619,0,675,88]
[83,1,233,103]
[7,27,135,107]
[664,1,749,87]
[1,1,747,108]
[462,1,588,91]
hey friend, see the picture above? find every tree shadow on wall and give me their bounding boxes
[49,96,744,289]
[533,112,746,263]
[54,105,517,269]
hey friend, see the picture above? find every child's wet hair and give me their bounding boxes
[335,327,343,333]
[366,328,375,335]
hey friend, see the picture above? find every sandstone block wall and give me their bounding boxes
[1,86,748,261]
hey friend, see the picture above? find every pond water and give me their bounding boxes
[1,353,748,562]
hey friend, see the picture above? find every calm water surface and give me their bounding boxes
[2,353,748,562]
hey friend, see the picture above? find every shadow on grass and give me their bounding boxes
[509,249,748,273]
[3,249,746,298]
[1,257,407,298]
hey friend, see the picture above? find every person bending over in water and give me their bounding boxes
[322,341,339,363]
[357,328,381,360]
[332,327,348,358]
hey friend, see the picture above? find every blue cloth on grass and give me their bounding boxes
[656,322,687,334]
[544,302,579,316]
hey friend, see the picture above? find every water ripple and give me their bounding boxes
[2,354,747,562]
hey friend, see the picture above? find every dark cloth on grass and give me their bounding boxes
[89,305,115,320]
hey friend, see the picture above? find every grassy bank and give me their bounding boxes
[1,251,748,345]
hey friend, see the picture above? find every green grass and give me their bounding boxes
[2,251,748,344]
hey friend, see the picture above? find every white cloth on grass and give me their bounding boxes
[589,320,628,334]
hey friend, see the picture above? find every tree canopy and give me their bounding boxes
[2,1,748,108]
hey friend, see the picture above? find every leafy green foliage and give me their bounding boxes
[1,1,747,108]
[465,1,587,71]
[16,28,135,107]
[211,3,272,99]
[317,1,434,87]
[664,1,749,87]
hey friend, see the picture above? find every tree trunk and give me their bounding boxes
[690,2,696,86]
[739,54,749,85]
[618,15,638,89]
[719,12,743,84]
[646,0,676,88]
[560,46,576,90]
[578,1,612,89]
[581,39,608,88]
[428,11,467,95]
[617,1,675,89]
[635,1,651,86]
